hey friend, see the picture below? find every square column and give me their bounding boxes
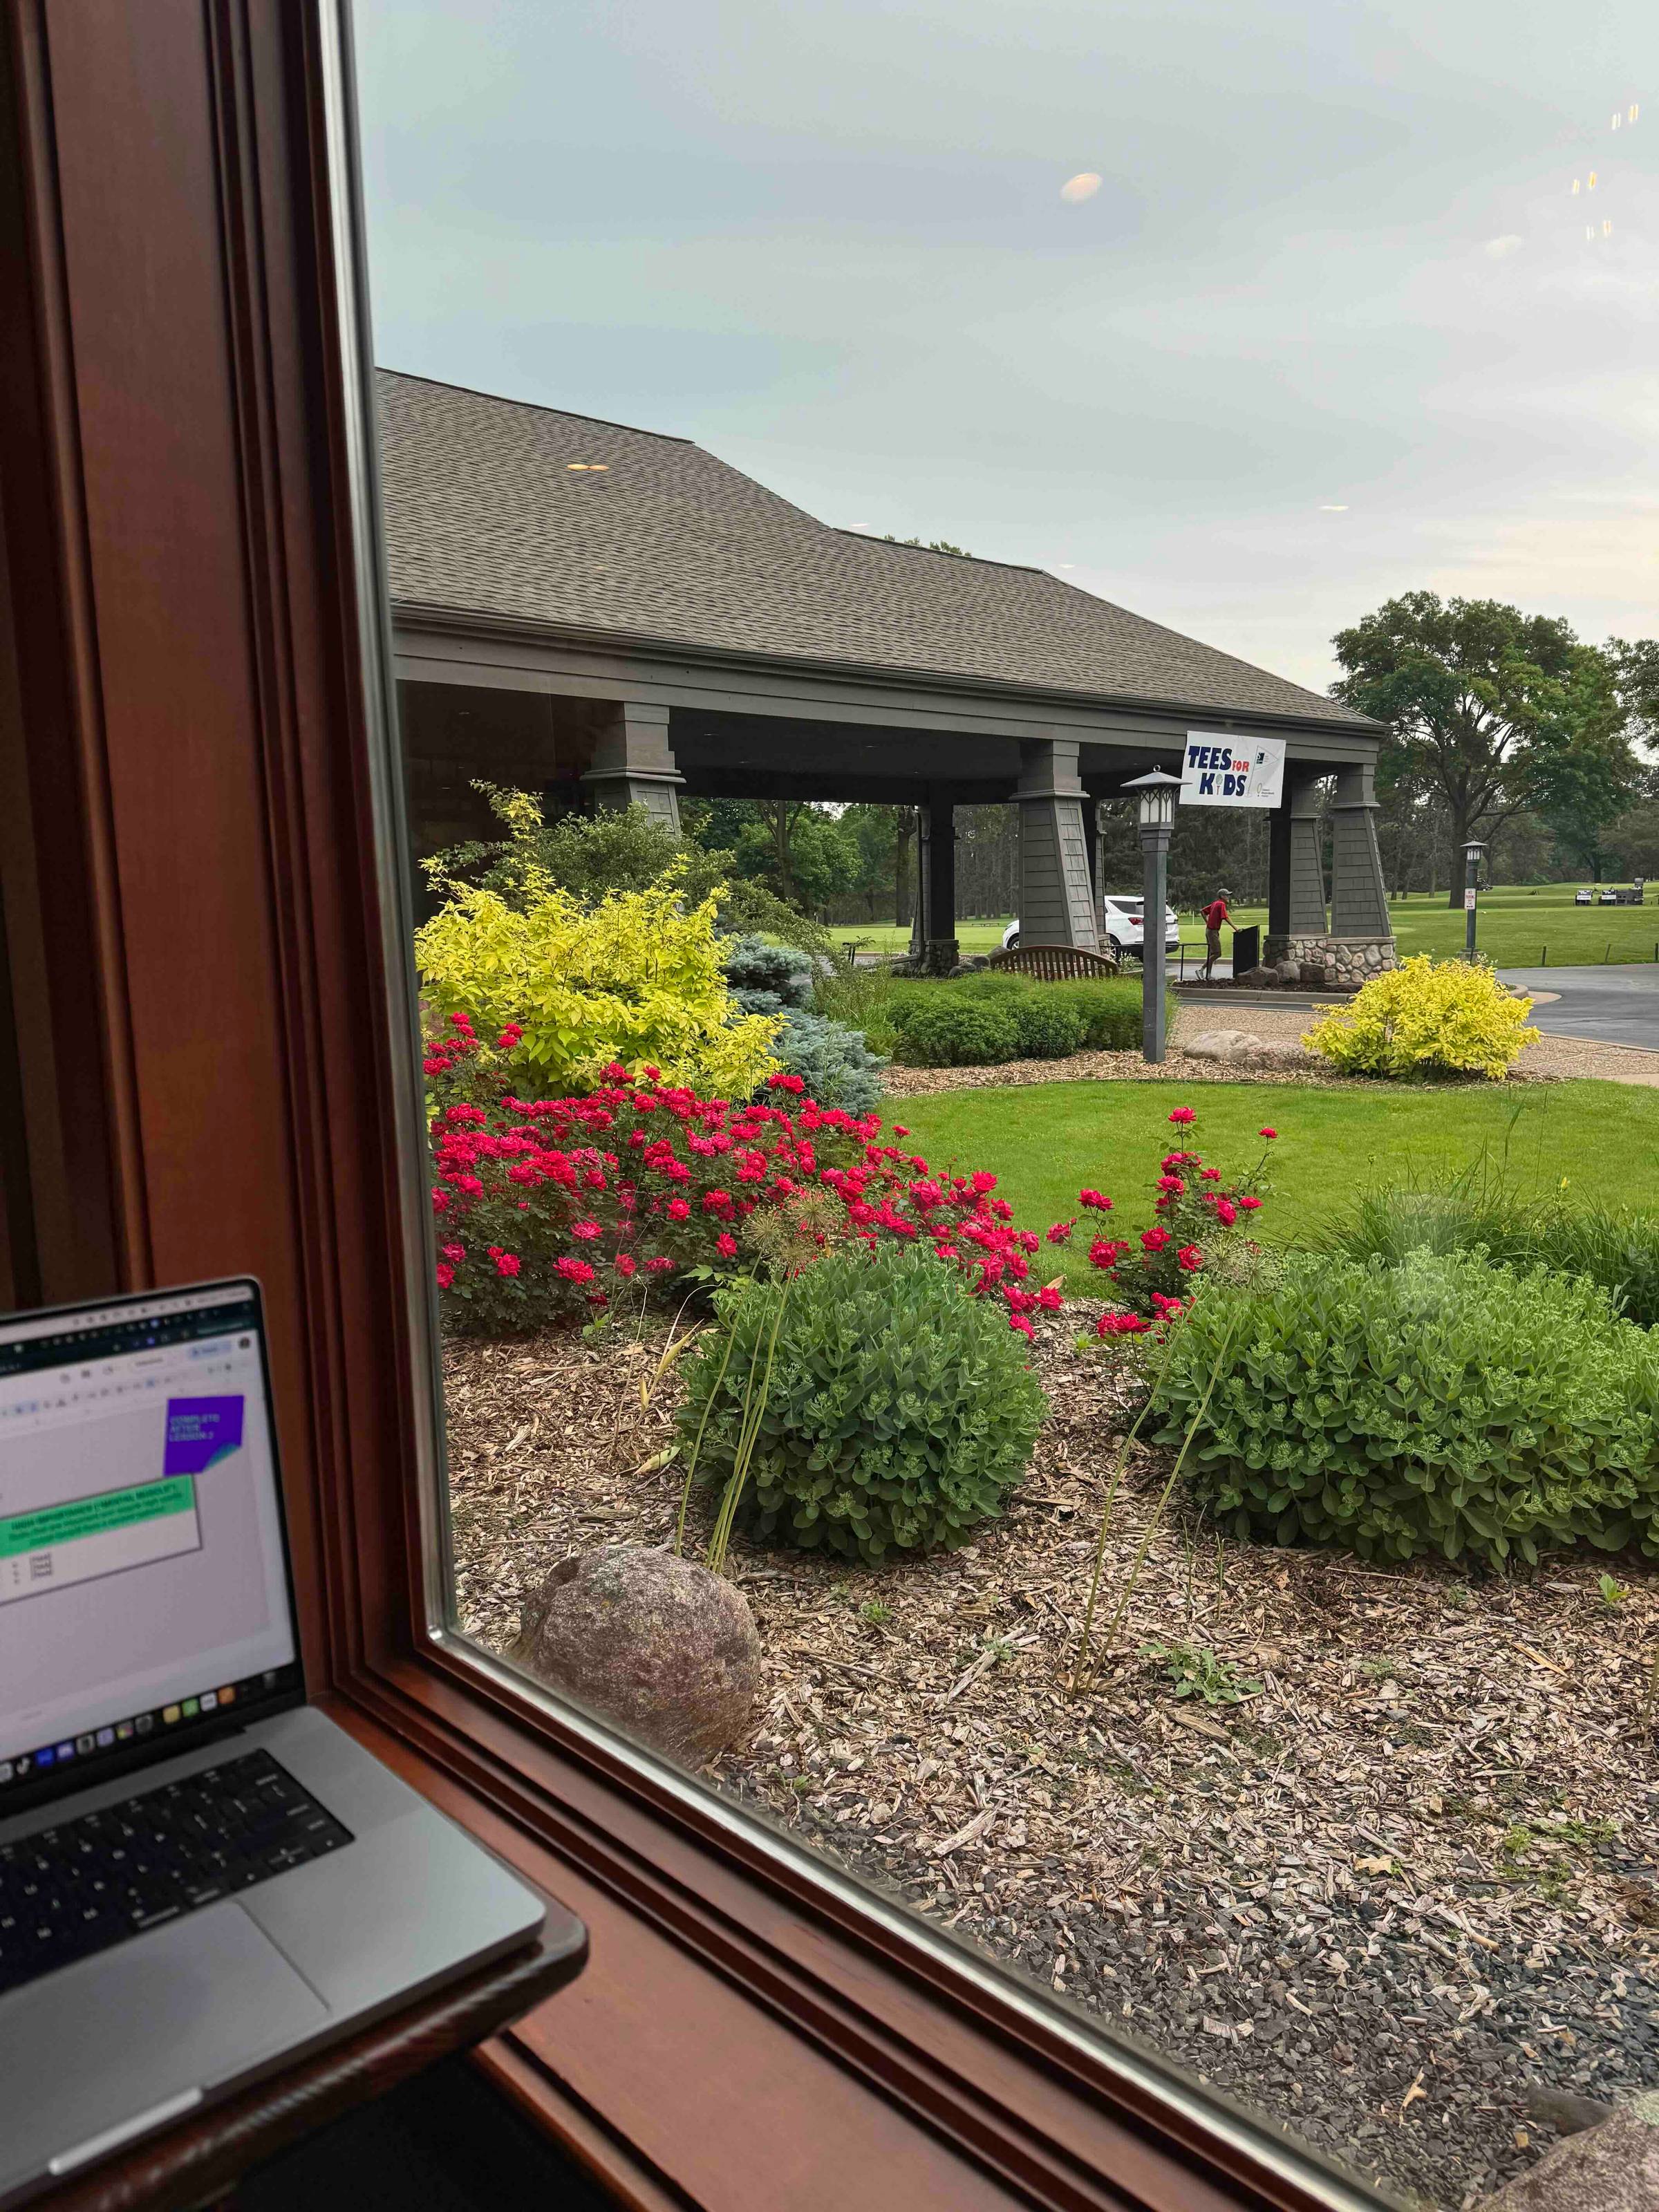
[579,702,684,830]
[922,794,959,975]
[1266,771,1327,959]
[1329,762,1392,941]
[1015,740,1100,950]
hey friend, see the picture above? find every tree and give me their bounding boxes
[1331,594,1642,903]
[425,785,834,953]
[881,534,975,557]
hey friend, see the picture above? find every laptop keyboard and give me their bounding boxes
[0,1750,354,1996]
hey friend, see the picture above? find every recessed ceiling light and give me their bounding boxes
[565,462,610,472]
[1060,172,1102,204]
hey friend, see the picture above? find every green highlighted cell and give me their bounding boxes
[0,1475,197,1559]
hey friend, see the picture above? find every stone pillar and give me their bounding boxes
[1329,762,1392,943]
[924,794,959,974]
[579,702,684,830]
[1015,739,1100,950]
[1265,771,1327,961]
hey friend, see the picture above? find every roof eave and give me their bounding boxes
[388,599,1389,743]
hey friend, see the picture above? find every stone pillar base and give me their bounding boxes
[1264,934,1396,988]
[923,937,960,977]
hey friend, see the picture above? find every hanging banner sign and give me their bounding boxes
[1180,732,1286,809]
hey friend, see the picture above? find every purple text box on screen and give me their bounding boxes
[164,1396,245,1474]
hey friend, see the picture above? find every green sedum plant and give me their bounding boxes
[1156,1249,1659,1568]
[676,1242,1047,1564]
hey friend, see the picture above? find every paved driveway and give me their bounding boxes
[1499,964,1659,1051]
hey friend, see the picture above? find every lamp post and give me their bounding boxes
[1463,838,1485,962]
[1123,770,1182,1064]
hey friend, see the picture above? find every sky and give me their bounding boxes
[355,0,1656,697]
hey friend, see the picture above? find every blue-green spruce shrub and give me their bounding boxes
[772,1009,885,1114]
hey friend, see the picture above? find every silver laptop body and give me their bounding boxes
[0,1280,574,2205]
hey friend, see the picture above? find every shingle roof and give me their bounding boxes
[377,371,1374,732]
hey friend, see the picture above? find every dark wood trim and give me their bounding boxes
[0,10,1382,2211]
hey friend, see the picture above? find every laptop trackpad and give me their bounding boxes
[0,1907,327,2185]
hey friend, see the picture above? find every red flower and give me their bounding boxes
[435,1262,454,1290]
[715,1232,738,1258]
[1238,1194,1262,1212]
[1200,1167,1221,1181]
[494,1252,521,1279]
[1141,1226,1172,1252]
[1097,1311,1150,1337]
[1009,1314,1035,1340]
[1089,1235,1130,1268]
[571,1219,601,1240]
[644,1256,674,1276]
[1259,1127,1277,1141]
[666,1197,691,1221]
[1045,1221,1074,1244]
[554,1257,595,1284]
[1156,1174,1185,1194]
[893,1125,911,1137]
[1168,1107,1197,1125]
[496,1022,523,1049]
[1036,1284,1063,1312]
[1213,1197,1237,1226]
[1177,1244,1203,1272]
[615,1253,637,1277]
[1078,1188,1113,1211]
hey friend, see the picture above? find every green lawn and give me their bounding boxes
[832,885,1659,969]
[885,1078,1659,1294]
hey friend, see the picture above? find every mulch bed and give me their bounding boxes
[881,1044,1352,1096]
[444,1316,1659,2211]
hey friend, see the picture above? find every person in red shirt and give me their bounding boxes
[1201,888,1232,979]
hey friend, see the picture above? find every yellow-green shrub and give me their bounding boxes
[1302,955,1538,1081]
[415,865,782,1096]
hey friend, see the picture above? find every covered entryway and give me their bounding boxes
[380,371,1394,975]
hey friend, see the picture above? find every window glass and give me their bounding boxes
[355,8,1658,2206]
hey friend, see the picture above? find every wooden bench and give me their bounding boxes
[986,943,1121,980]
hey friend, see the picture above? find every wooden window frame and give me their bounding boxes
[0,7,1379,2206]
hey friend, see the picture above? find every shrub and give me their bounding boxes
[892,993,1022,1067]
[428,1056,1053,1335]
[1049,978,1143,1050]
[1320,1165,1659,1330]
[677,1244,1048,1564]
[1004,992,1089,1059]
[722,935,814,1016]
[1155,1249,1659,1568]
[422,785,835,957]
[415,865,781,1097]
[1302,955,1539,1080]
[889,973,1148,1064]
[770,1009,886,1115]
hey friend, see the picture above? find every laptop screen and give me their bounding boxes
[0,1280,303,1813]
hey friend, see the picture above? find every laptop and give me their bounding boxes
[0,1278,585,2204]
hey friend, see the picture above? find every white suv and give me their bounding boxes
[1002,895,1179,960]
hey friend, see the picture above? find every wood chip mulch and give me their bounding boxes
[444,1318,1659,2211]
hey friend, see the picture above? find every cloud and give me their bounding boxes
[1059,173,1102,205]
[1483,234,1524,258]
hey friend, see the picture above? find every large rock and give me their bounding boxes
[1478,2093,1659,2211]
[1184,1028,1267,1060]
[509,1545,762,1763]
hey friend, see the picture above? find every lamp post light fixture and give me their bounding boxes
[1462,838,1485,962]
[1123,769,1182,1064]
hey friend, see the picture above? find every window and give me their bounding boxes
[4,6,1651,2209]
